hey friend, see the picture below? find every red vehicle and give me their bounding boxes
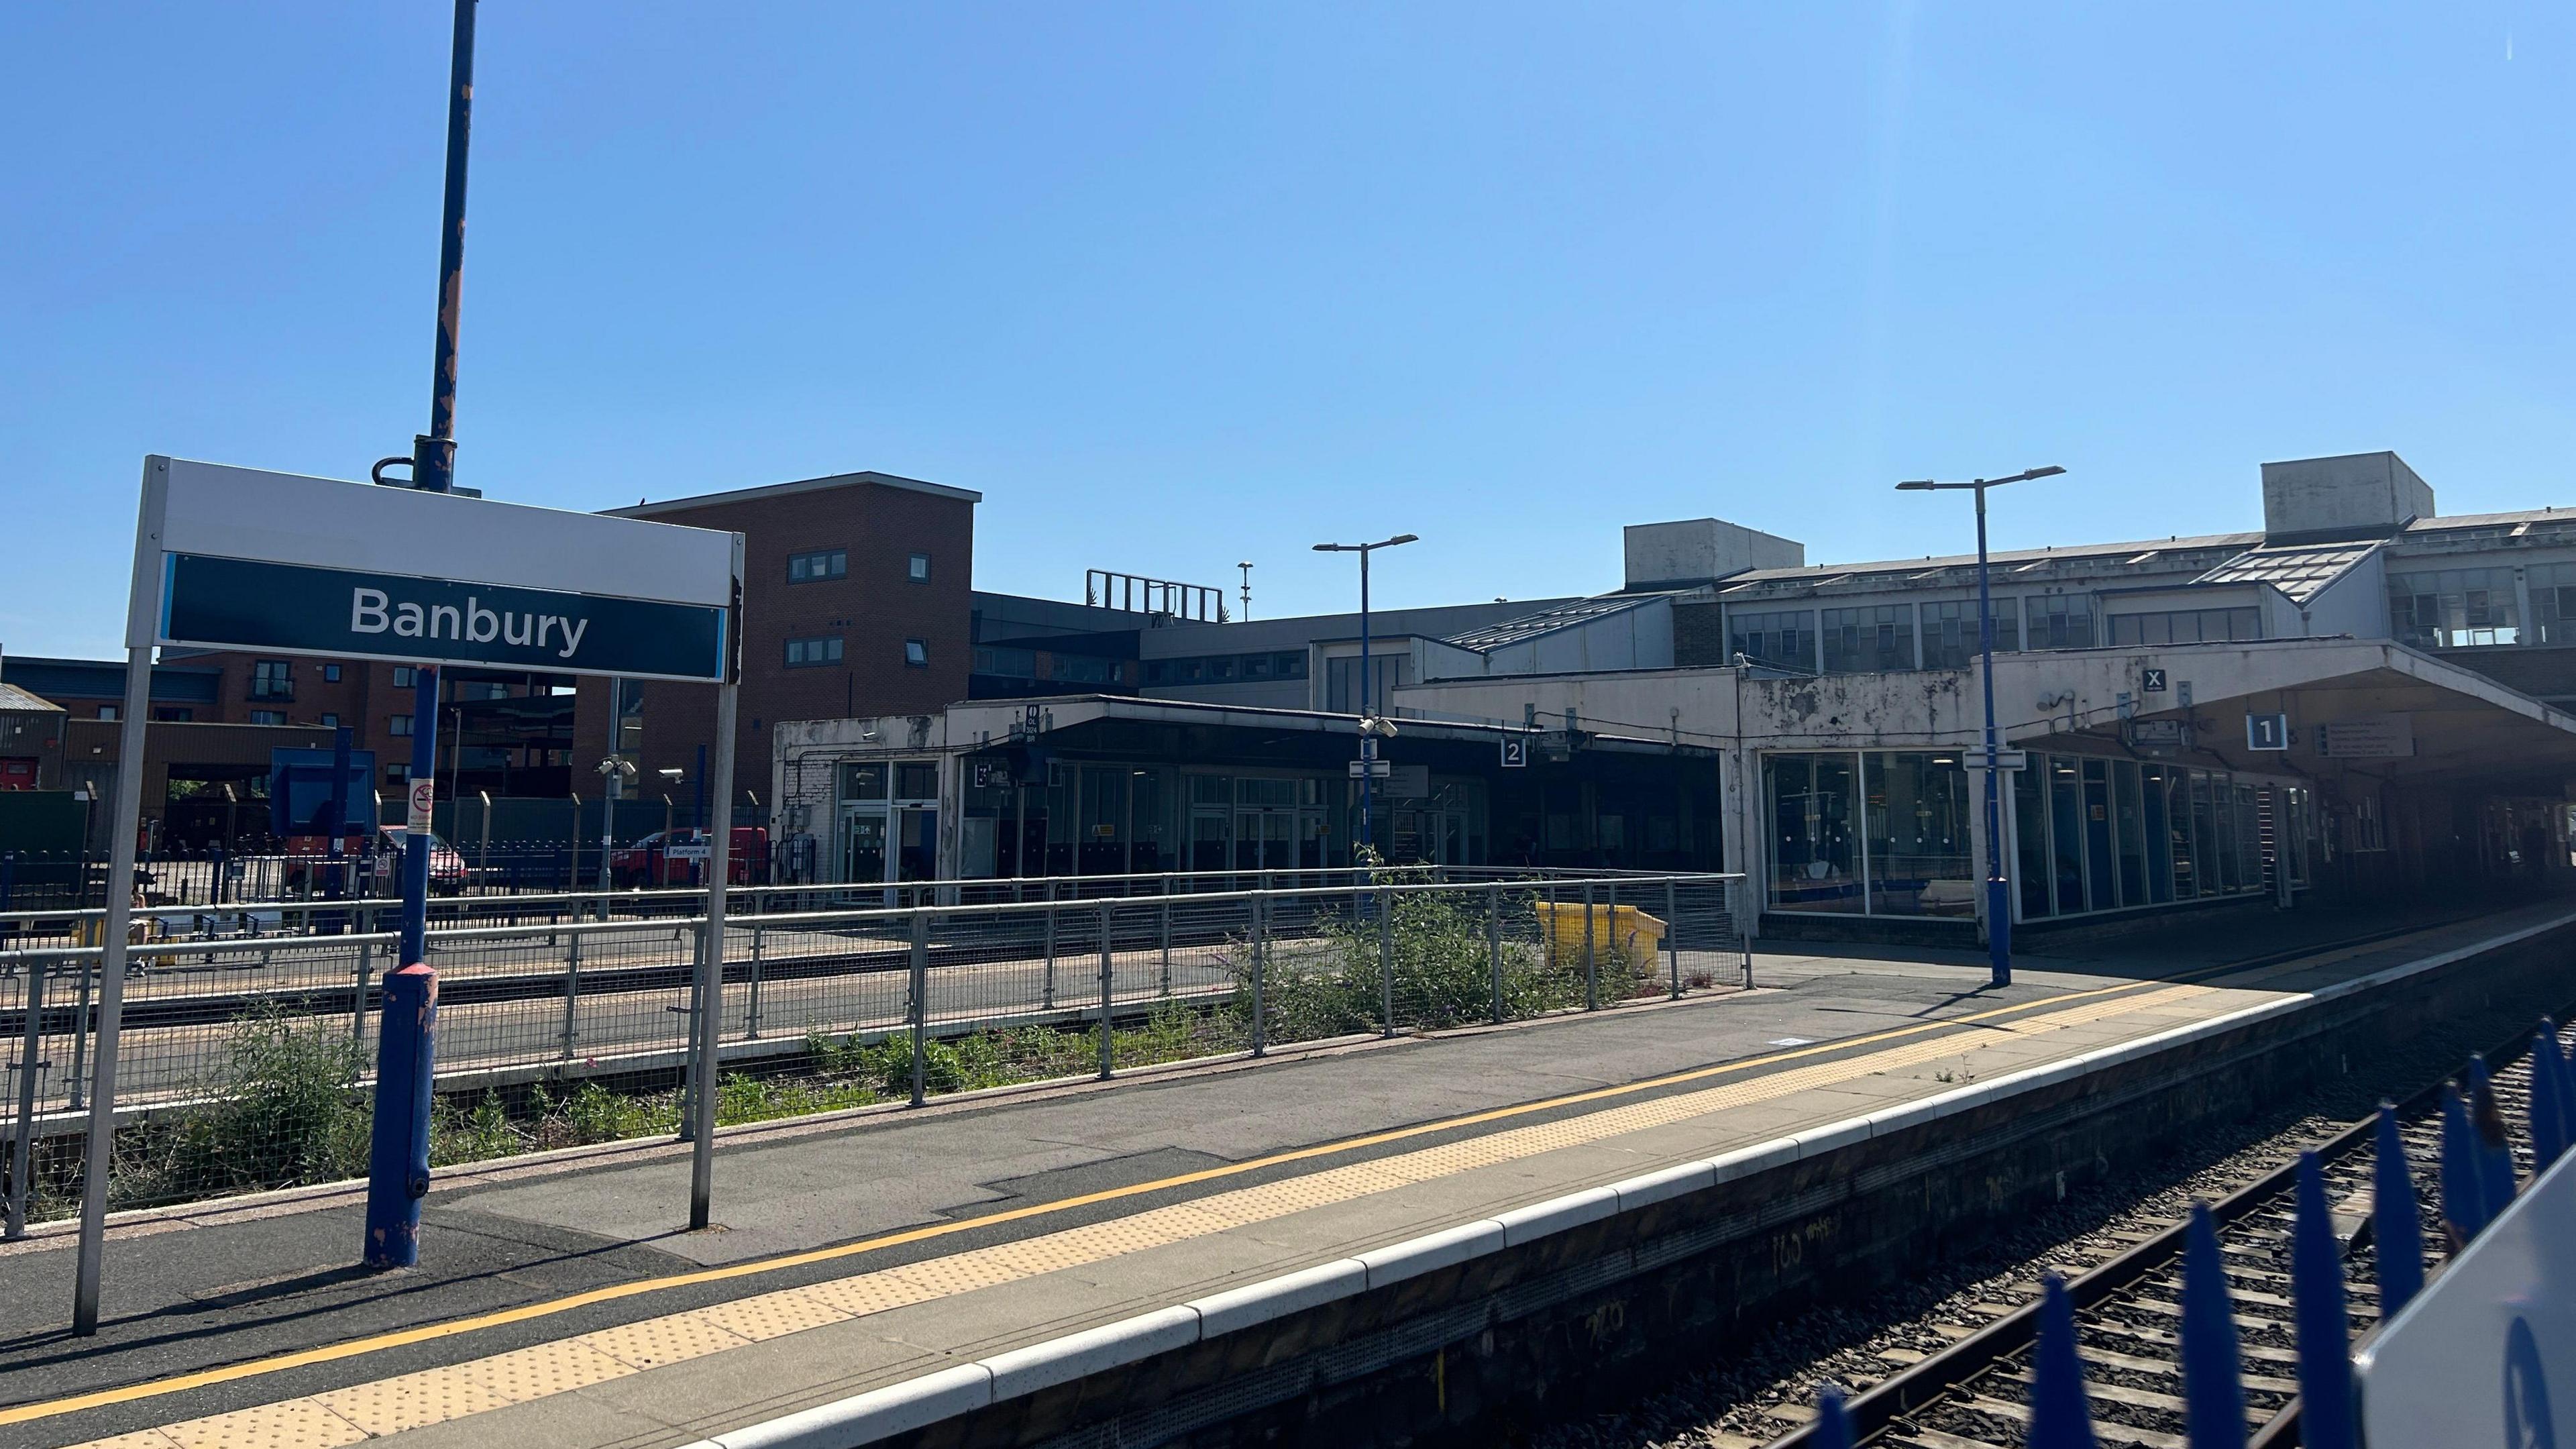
[280,826,467,896]
[610,826,769,888]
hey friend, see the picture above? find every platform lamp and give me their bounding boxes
[1895,466,2066,989]
[1312,533,1418,857]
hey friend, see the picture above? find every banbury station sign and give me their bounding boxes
[130,458,736,682]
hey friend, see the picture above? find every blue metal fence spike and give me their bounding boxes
[2469,1074,2518,1214]
[2293,1152,2356,1449]
[2440,1085,2489,1247]
[2371,1104,2424,1320]
[2532,1022,2570,1171]
[1812,1383,1854,1449]
[2030,1274,2100,1449]
[2180,1203,2247,1449]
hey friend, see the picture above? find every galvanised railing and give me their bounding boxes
[0,869,1749,1232]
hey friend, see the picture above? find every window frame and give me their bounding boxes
[903,638,930,668]
[787,549,849,585]
[906,551,932,584]
[784,635,845,668]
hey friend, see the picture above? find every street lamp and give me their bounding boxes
[1313,533,1419,855]
[1894,465,2065,988]
[595,754,635,891]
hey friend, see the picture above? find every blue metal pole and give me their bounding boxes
[1358,545,1373,855]
[2029,1274,2098,1449]
[2465,1055,2518,1214]
[1975,484,2010,987]
[2372,1104,2424,1318]
[2180,1203,2246,1449]
[1811,1383,1854,1449]
[2290,1152,2355,1449]
[366,664,441,1268]
[2439,1085,2487,1247]
[2534,1020,2571,1171]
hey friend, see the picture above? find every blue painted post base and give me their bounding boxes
[364,963,439,1270]
[1985,877,2012,987]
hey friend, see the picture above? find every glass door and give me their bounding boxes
[896,807,936,881]
[839,809,887,883]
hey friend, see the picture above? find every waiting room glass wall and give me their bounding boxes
[2006,753,2310,922]
[1764,751,1974,916]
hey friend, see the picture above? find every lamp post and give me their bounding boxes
[1313,533,1417,855]
[1895,466,2065,989]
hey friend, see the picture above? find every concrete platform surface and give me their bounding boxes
[3,898,2565,1449]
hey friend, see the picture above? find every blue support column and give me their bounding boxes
[2179,1203,2246,1449]
[2029,1275,2098,1449]
[2530,1021,2568,1171]
[2291,1152,2355,1449]
[1811,1383,1853,1449]
[2440,1085,2488,1247]
[365,664,441,1269]
[2371,1104,2424,1319]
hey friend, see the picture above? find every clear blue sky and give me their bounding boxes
[4,3,2568,656]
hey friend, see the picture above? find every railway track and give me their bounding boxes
[1760,1014,2569,1449]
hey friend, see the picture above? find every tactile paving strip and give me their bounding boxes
[70,982,2209,1448]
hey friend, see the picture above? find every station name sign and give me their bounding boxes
[128,458,740,684]
[162,553,724,679]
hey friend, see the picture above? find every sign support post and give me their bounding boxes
[688,618,741,1229]
[70,629,156,1336]
[365,665,442,1269]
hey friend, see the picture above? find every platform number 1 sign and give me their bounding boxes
[2245,712,2292,751]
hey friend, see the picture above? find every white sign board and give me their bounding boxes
[128,458,741,682]
[2355,1147,2576,1446]
[2318,714,2416,759]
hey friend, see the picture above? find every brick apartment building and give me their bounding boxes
[591,470,979,804]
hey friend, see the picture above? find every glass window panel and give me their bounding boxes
[2114,760,2147,907]
[2387,568,2522,647]
[839,763,888,801]
[1823,605,1915,674]
[2081,760,2115,911]
[2212,779,2242,892]
[2048,757,2086,913]
[1729,609,1816,672]
[2187,773,2217,898]
[2235,784,2263,894]
[2014,759,2052,920]
[1864,752,1973,916]
[2139,765,2176,904]
[1766,754,1862,913]
[2029,595,2096,651]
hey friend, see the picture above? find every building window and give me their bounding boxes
[904,639,930,668]
[152,706,191,722]
[907,552,932,584]
[323,663,343,683]
[1206,655,1236,682]
[1051,655,1113,684]
[1275,651,1308,679]
[388,714,415,737]
[386,763,409,784]
[250,709,286,727]
[1919,600,2019,667]
[1325,653,1410,714]
[2390,568,2522,648]
[250,659,293,700]
[1727,608,1815,672]
[319,713,340,727]
[1821,604,1915,673]
[2107,607,2261,646]
[894,761,938,798]
[785,636,844,667]
[2025,594,2096,650]
[393,667,417,688]
[1241,653,1273,680]
[99,705,118,721]
[974,646,1037,679]
[2531,563,2576,645]
[1765,752,1968,917]
[839,762,888,800]
[788,549,848,584]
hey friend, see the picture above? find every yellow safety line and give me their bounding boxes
[4,963,2270,1430]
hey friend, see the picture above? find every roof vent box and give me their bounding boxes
[1623,518,1804,590]
[2259,452,2434,543]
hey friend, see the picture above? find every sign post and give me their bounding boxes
[72,458,737,1325]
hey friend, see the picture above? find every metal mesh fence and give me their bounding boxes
[2,869,1746,1232]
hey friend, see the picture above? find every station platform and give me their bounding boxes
[5,899,2569,1449]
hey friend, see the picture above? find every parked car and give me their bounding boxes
[609,826,770,888]
[367,825,469,896]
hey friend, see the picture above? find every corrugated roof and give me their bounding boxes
[1716,530,2260,592]
[2192,541,2381,605]
[0,681,65,714]
[1441,594,1662,652]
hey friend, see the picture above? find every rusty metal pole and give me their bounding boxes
[413,0,476,495]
